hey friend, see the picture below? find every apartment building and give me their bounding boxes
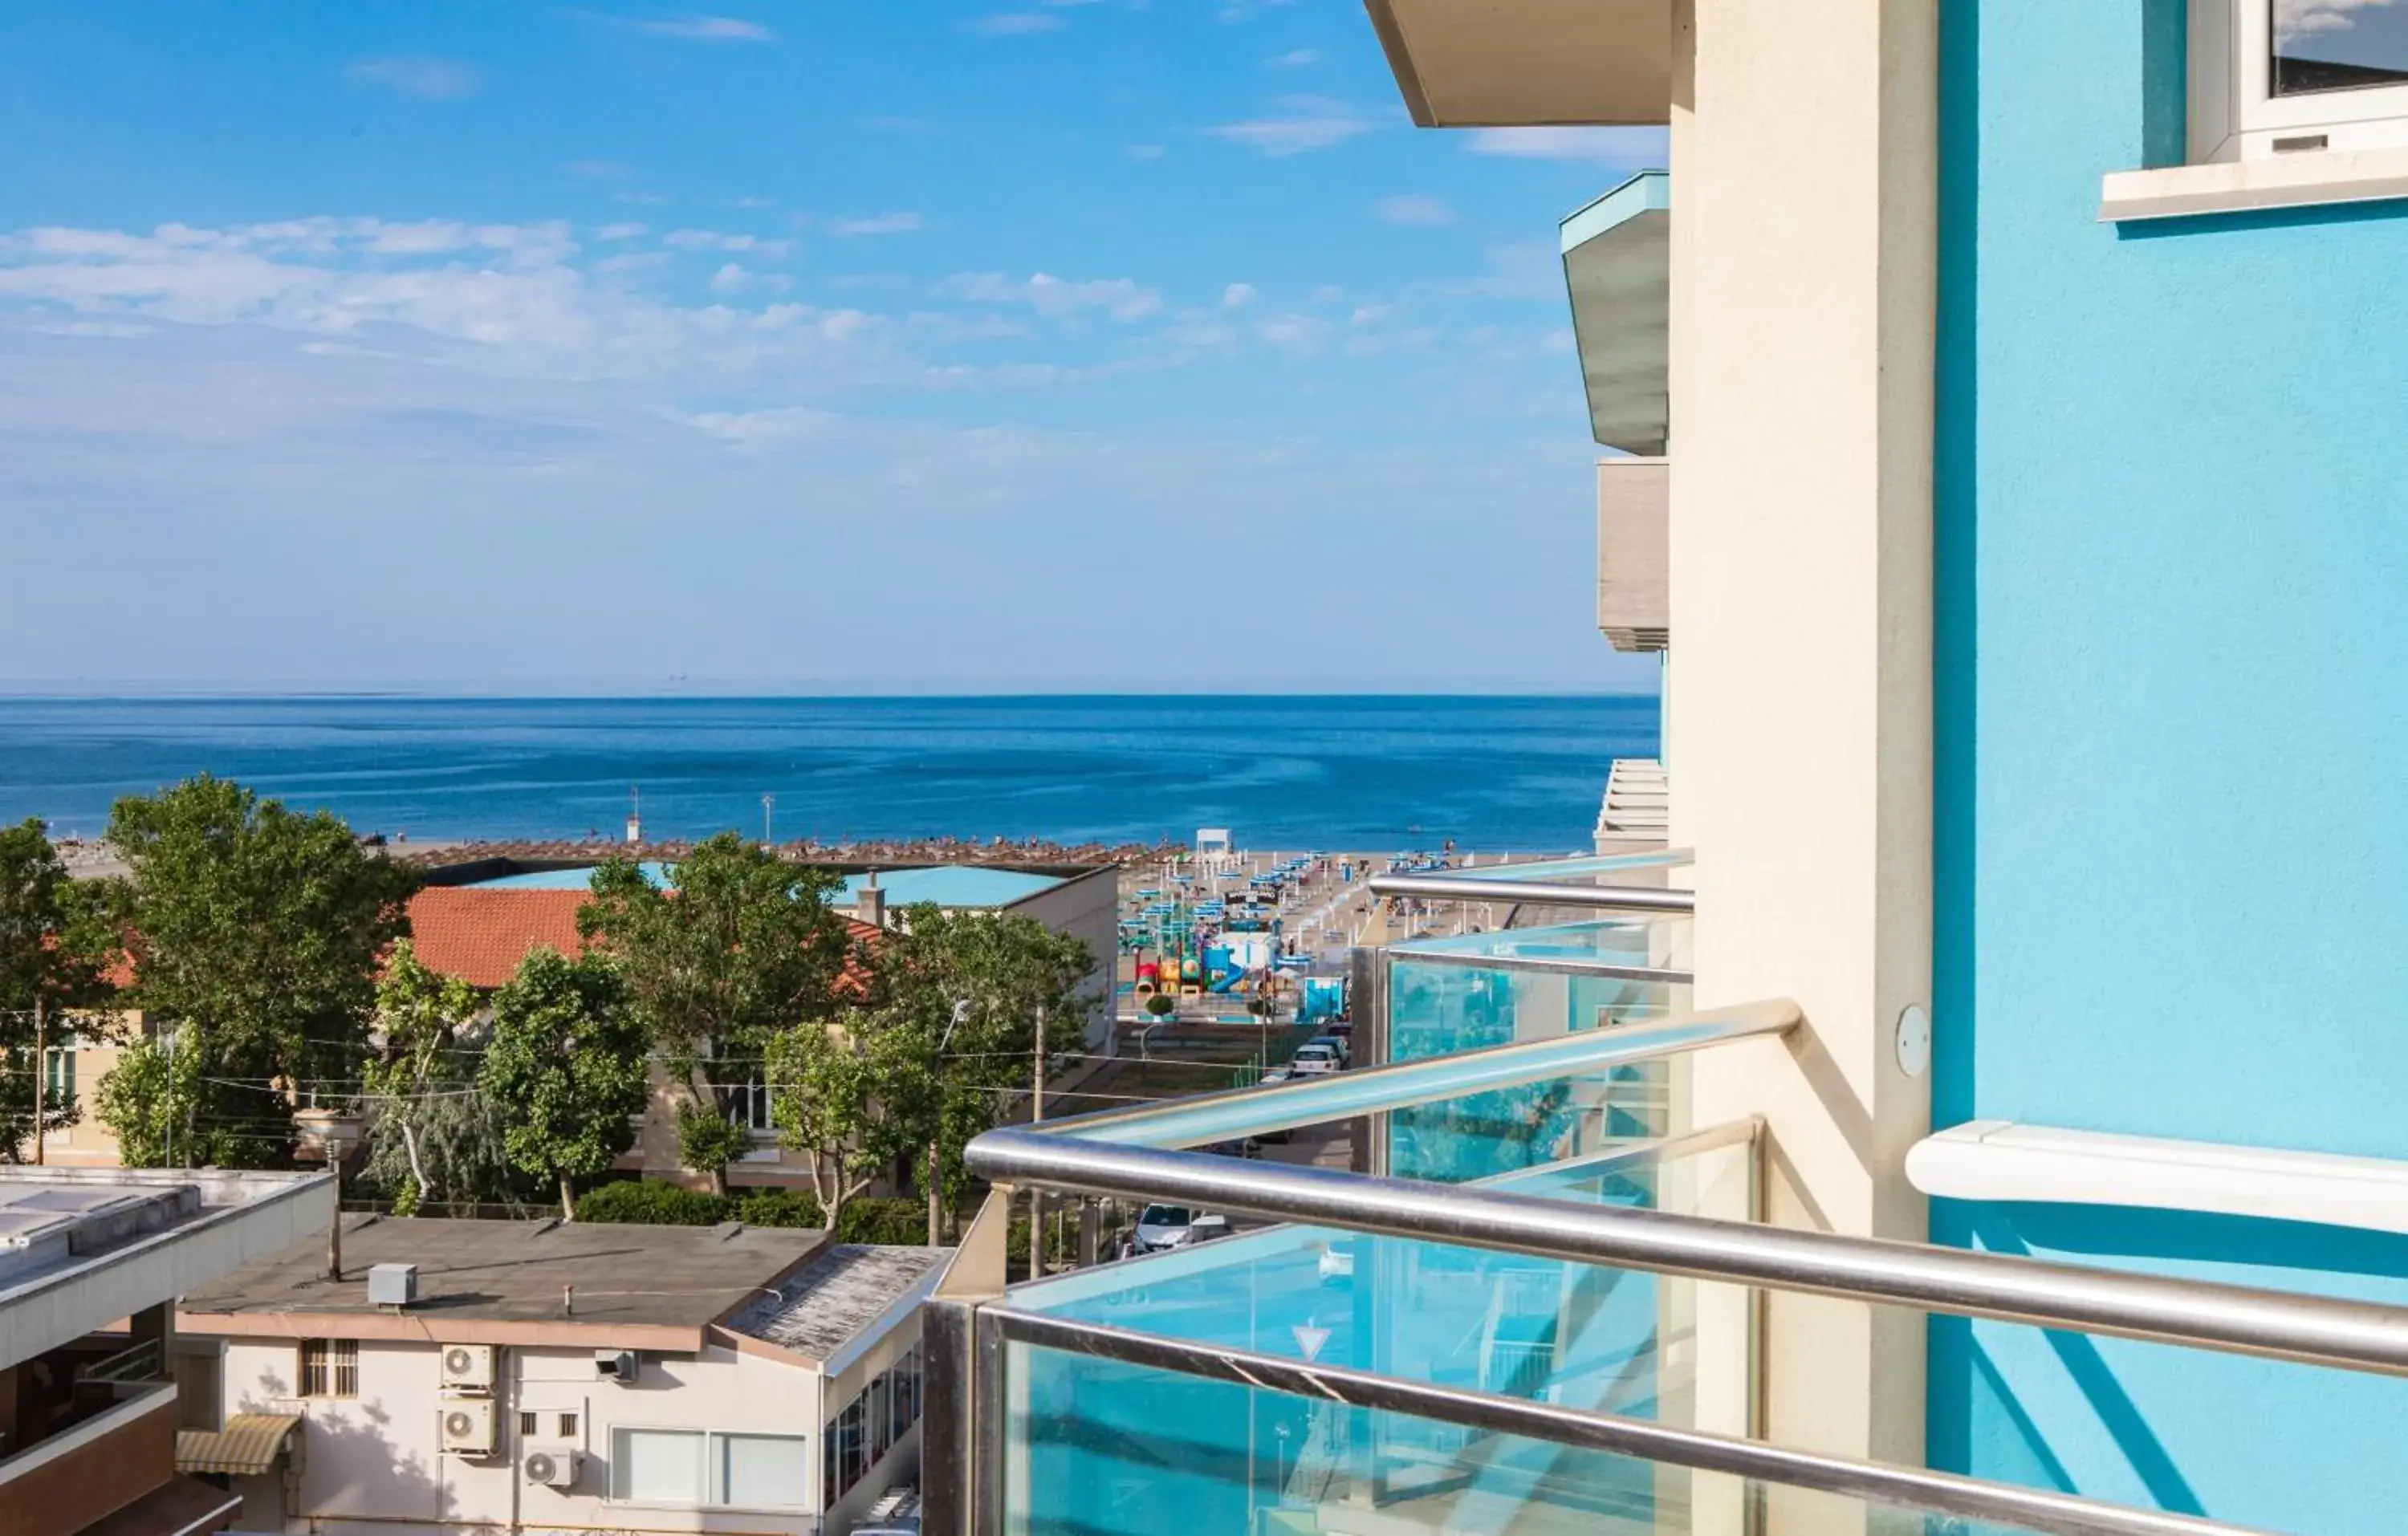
[897,4,2408,1534]
[0,1166,333,1536]
[177,1217,948,1536]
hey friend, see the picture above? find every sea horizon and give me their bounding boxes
[0,693,1662,854]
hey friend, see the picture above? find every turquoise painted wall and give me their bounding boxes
[1933,1,2408,1527]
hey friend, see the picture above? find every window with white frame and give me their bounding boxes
[610,1428,811,1510]
[714,1075,774,1134]
[2195,0,2408,160]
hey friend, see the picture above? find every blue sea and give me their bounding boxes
[0,695,1659,852]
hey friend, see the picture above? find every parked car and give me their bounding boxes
[856,1490,922,1536]
[1305,1034,1351,1067]
[1134,1204,1197,1253]
[1204,1136,1264,1160]
[1291,1042,1342,1076]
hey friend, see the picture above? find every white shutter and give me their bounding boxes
[715,1432,809,1510]
[612,1428,704,1504]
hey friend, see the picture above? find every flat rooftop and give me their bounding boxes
[838,866,1064,908]
[180,1215,824,1349]
[466,860,1068,908]
[727,1244,951,1363]
[0,1168,332,1373]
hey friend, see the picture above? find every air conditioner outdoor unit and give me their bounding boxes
[439,1343,497,1393]
[522,1444,582,1489]
[439,1398,498,1457]
[594,1348,638,1384]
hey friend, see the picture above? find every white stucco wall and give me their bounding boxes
[217,1337,832,1536]
[1670,0,1937,1477]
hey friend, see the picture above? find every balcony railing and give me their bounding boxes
[923,926,2408,1536]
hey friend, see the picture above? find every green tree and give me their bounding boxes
[764,1011,931,1227]
[578,834,856,1194]
[360,941,523,1215]
[478,949,648,1218]
[0,819,121,1160]
[92,1028,204,1168]
[99,776,417,1168]
[867,904,1094,1241]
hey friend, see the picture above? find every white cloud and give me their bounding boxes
[664,229,792,257]
[633,15,775,42]
[710,262,752,293]
[1348,304,1389,326]
[1222,282,1256,308]
[596,222,650,242]
[938,271,1162,321]
[1265,49,1319,67]
[347,57,480,100]
[1375,193,1453,227]
[362,221,474,254]
[831,213,923,238]
[1464,127,1666,164]
[2278,0,2398,35]
[970,12,1064,35]
[1208,97,1376,156]
[1255,313,1332,355]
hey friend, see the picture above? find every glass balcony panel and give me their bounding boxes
[1001,1133,1758,1458]
[1389,920,1691,1183]
[1002,1338,2057,1536]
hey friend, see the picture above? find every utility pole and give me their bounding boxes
[1029,1006,1047,1278]
[30,996,44,1167]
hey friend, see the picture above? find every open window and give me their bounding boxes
[2195,0,2408,160]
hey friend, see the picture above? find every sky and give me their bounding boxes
[0,2,1666,695]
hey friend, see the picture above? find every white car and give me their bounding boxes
[1133,1204,1196,1253]
[1290,1043,1341,1076]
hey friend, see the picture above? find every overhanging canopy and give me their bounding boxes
[1366,0,1672,127]
[1561,171,1671,457]
[175,1413,300,1477]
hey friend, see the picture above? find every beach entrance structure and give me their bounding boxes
[1193,827,1238,877]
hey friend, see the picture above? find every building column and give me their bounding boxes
[1670,0,1938,1479]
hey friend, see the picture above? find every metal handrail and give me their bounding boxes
[1367,873,1696,912]
[967,1128,2408,1379]
[1035,1001,1798,1148]
[992,1310,2268,1536]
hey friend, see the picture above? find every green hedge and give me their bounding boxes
[574,1181,929,1245]
[572,1180,730,1225]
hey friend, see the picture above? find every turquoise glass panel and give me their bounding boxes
[1003,1338,2060,1536]
[1385,921,1685,1183]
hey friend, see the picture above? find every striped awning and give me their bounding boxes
[175,1413,300,1477]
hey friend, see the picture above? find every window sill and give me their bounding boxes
[2101,147,2408,222]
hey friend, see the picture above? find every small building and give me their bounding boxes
[176,1217,949,1536]
[0,1165,335,1536]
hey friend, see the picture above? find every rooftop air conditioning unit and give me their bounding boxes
[439,1343,497,1393]
[367,1262,417,1309]
[439,1398,497,1457]
[594,1348,638,1384]
[522,1444,582,1489]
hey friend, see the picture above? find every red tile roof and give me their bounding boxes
[405,888,591,989]
[405,887,882,995]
